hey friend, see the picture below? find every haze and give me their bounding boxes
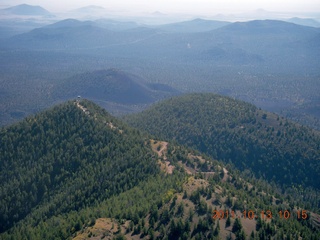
[1,0,320,14]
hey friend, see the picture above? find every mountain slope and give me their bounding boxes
[125,93,320,189]
[2,140,319,239]
[0,99,319,239]
[0,99,160,233]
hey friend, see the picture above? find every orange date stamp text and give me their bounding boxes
[212,209,308,220]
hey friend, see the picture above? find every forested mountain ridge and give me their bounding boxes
[0,99,319,239]
[124,93,320,190]
[3,140,319,239]
[0,99,160,233]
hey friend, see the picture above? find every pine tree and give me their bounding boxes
[225,215,231,228]
[214,221,220,236]
[232,218,242,234]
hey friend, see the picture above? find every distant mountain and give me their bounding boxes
[2,4,52,16]
[125,93,320,189]
[3,21,113,49]
[94,18,142,31]
[40,18,141,31]
[75,5,106,13]
[4,19,319,59]
[191,20,320,67]
[43,18,95,29]
[122,19,320,68]
[126,19,320,64]
[218,19,319,35]
[286,17,320,28]
[156,18,230,33]
[3,19,160,50]
[70,5,108,18]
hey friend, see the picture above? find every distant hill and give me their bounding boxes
[3,19,160,50]
[115,19,320,68]
[2,4,52,16]
[176,19,320,72]
[206,20,320,57]
[94,18,142,31]
[44,18,142,31]
[52,69,179,105]
[4,19,319,62]
[68,5,110,19]
[218,19,319,36]
[0,65,179,127]
[43,18,95,29]
[75,5,106,13]
[125,93,320,189]
[72,5,107,14]
[4,22,115,49]
[155,18,230,33]
[53,68,179,104]
[286,17,320,28]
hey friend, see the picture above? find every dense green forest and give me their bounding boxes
[2,140,320,239]
[1,99,319,239]
[0,99,159,233]
[125,93,320,190]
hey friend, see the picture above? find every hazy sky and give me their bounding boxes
[1,0,320,14]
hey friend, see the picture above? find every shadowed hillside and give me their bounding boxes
[125,93,320,189]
